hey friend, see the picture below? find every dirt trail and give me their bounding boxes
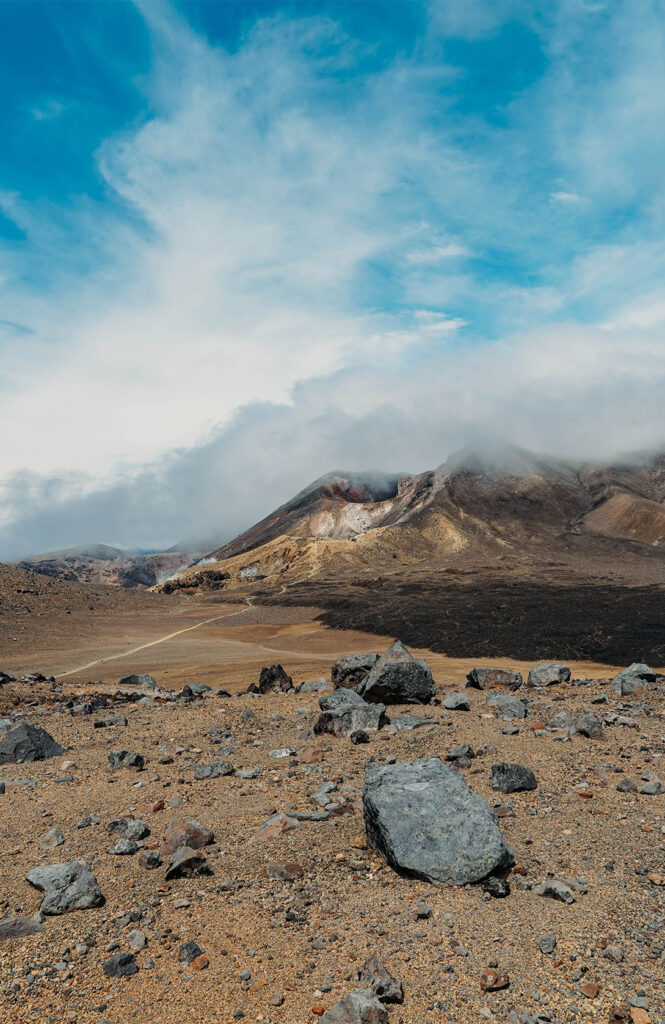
[58,613,235,678]
[56,608,358,679]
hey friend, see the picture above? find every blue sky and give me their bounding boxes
[2,0,665,555]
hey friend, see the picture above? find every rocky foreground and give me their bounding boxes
[0,648,664,1024]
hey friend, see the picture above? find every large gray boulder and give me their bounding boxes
[315,692,388,738]
[611,663,656,695]
[0,724,65,764]
[0,917,45,943]
[527,662,570,686]
[320,989,388,1023]
[26,860,103,915]
[466,667,523,691]
[363,757,513,885]
[486,691,527,720]
[319,688,366,712]
[332,653,379,690]
[118,673,156,689]
[358,642,435,705]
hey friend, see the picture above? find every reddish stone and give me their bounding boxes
[192,954,209,971]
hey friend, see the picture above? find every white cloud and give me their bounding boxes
[550,191,584,204]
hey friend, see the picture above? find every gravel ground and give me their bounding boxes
[0,661,664,1024]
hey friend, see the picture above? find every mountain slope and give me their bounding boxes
[161,445,665,595]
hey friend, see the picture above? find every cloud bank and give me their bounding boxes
[2,0,665,557]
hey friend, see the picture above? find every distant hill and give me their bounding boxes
[161,444,665,595]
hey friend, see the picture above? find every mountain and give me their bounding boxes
[15,544,191,589]
[162,444,665,595]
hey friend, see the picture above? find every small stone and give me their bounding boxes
[491,763,537,793]
[127,930,147,951]
[616,778,637,793]
[108,750,144,770]
[102,952,138,978]
[639,780,663,795]
[264,862,303,881]
[192,954,209,970]
[539,934,557,954]
[164,845,212,881]
[139,850,162,869]
[179,940,203,964]
[40,828,64,848]
[443,692,470,710]
[533,879,575,903]
[480,969,510,991]
[580,982,599,999]
[110,838,139,856]
[603,944,623,963]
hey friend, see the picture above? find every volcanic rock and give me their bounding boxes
[331,653,379,690]
[164,846,212,880]
[0,724,65,764]
[0,917,46,943]
[527,663,571,686]
[491,763,537,793]
[118,673,156,689]
[443,691,470,710]
[357,642,435,705]
[486,692,527,720]
[250,665,293,694]
[363,757,513,885]
[611,663,656,695]
[26,860,103,914]
[107,818,150,841]
[102,952,138,978]
[575,712,605,738]
[466,667,523,690]
[358,957,404,1003]
[160,821,214,858]
[320,988,388,1023]
[108,750,144,770]
[315,696,388,738]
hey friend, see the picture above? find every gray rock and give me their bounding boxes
[110,838,139,855]
[575,712,604,739]
[0,917,46,943]
[616,777,636,793]
[363,757,513,886]
[331,653,379,690]
[611,663,656,695]
[538,933,557,954]
[486,691,527,720]
[76,815,100,829]
[502,723,519,735]
[391,715,436,730]
[358,956,403,1003]
[0,671,15,685]
[491,763,537,793]
[527,662,570,686]
[193,760,234,779]
[466,667,523,691]
[26,860,103,915]
[320,988,388,1023]
[107,818,150,841]
[0,781,4,795]
[319,688,366,712]
[189,683,211,694]
[93,715,128,728]
[102,952,138,978]
[603,943,623,963]
[0,724,65,764]
[237,768,261,779]
[269,748,296,759]
[127,929,147,950]
[547,710,574,730]
[533,879,576,903]
[357,641,435,705]
[297,678,332,693]
[108,750,144,770]
[179,940,203,964]
[40,828,64,848]
[139,850,163,869]
[315,699,388,738]
[0,717,15,734]
[443,692,470,710]
[640,779,664,795]
[118,673,156,689]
